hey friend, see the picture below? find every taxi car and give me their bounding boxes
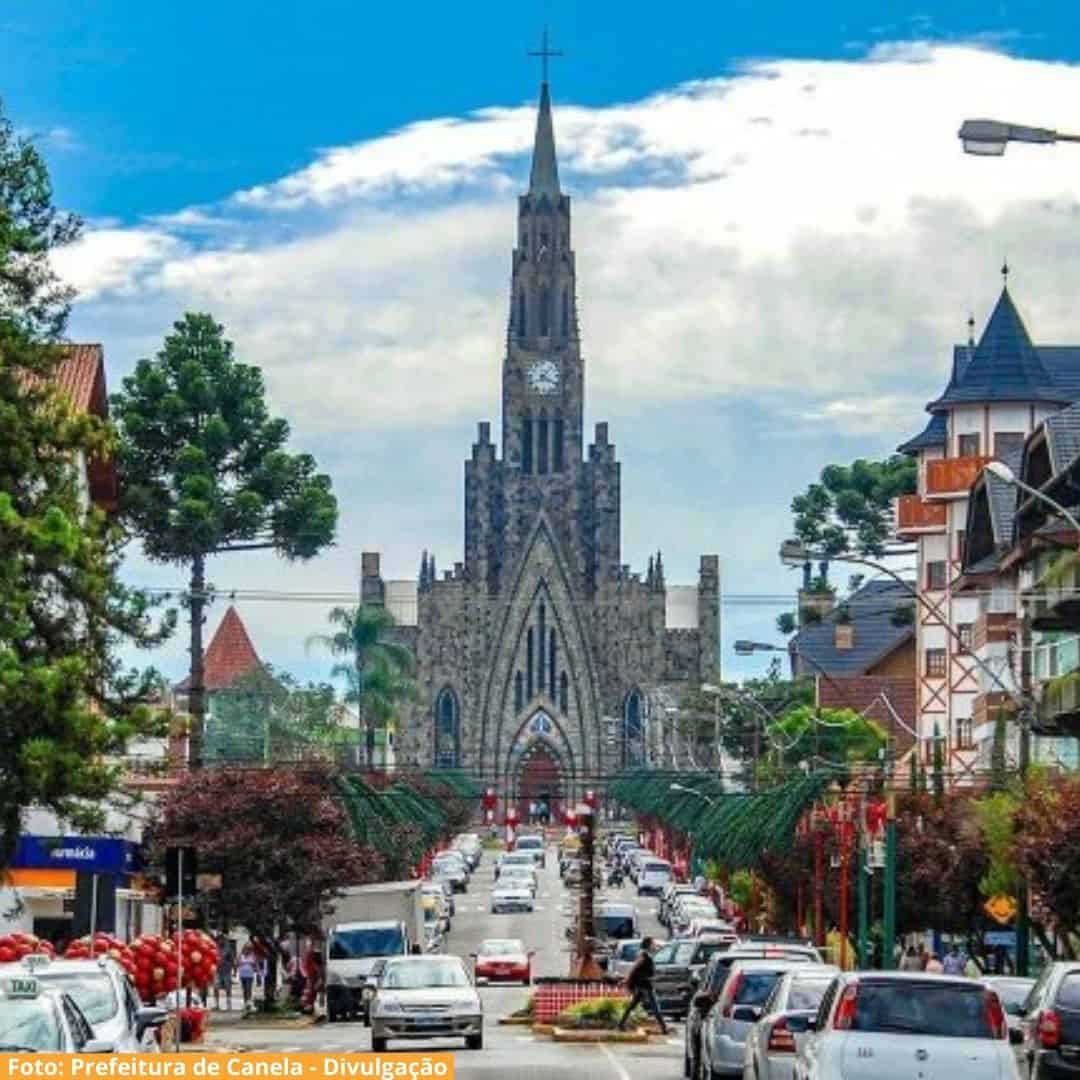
[0,971,114,1052]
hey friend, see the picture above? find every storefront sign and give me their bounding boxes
[13,836,135,875]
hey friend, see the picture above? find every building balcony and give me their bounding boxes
[972,691,1015,732]
[924,456,993,499]
[895,494,947,538]
[1037,673,1080,737]
[973,612,1014,652]
[1030,554,1080,632]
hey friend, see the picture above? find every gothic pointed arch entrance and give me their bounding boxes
[506,709,570,822]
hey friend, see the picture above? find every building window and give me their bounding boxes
[537,414,549,474]
[553,414,564,472]
[926,560,948,591]
[538,603,546,692]
[527,628,535,699]
[623,690,645,767]
[517,290,526,337]
[958,432,981,457]
[925,648,947,677]
[521,232,528,252]
[956,717,973,749]
[957,623,973,652]
[515,672,524,713]
[521,415,533,474]
[559,671,569,713]
[539,286,550,336]
[434,688,459,768]
[549,629,557,696]
[561,287,569,337]
[994,431,1025,460]
[956,530,966,563]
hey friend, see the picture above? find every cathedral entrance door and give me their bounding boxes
[515,740,563,825]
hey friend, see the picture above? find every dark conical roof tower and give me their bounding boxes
[529,81,561,197]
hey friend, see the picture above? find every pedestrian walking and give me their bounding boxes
[213,935,236,1011]
[924,952,945,973]
[900,946,922,971]
[617,937,668,1035]
[237,944,258,1014]
[942,946,966,975]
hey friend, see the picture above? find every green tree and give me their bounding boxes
[111,314,338,767]
[308,605,416,766]
[0,102,174,867]
[765,705,887,778]
[932,723,945,804]
[990,709,1009,792]
[975,791,1020,899]
[205,666,357,763]
[791,456,916,560]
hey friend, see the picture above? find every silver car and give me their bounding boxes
[369,955,483,1052]
[701,958,816,1077]
[5,957,166,1052]
[609,939,644,982]
[742,965,839,1080]
[796,971,1020,1079]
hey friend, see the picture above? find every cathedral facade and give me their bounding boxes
[361,80,719,807]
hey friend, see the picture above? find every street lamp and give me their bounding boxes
[669,782,715,807]
[958,118,1079,156]
[984,460,1080,543]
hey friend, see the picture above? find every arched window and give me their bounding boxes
[561,287,569,337]
[623,690,644,767]
[521,412,533,474]
[553,411,564,473]
[549,629,557,697]
[515,672,524,713]
[538,603,546,692]
[517,290,527,338]
[527,628,535,699]
[559,671,569,713]
[434,688,459,768]
[539,286,550,336]
[537,410,549,475]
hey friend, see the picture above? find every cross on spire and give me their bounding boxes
[528,26,562,84]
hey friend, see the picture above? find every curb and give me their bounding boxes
[498,1017,534,1026]
[531,1023,556,1036]
[551,1026,649,1044]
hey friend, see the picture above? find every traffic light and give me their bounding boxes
[165,846,197,901]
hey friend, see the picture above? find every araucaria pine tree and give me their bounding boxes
[112,314,338,767]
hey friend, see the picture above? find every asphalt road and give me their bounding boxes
[207,841,683,1079]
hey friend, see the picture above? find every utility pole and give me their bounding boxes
[857,841,869,969]
[1016,706,1032,977]
[573,804,602,979]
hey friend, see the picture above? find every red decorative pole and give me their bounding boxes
[813,826,825,949]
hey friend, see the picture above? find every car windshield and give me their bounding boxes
[788,979,834,1011]
[851,982,998,1038]
[0,997,64,1051]
[480,941,524,956]
[329,927,405,959]
[515,838,542,849]
[34,973,117,1026]
[597,915,636,940]
[734,971,781,1004]
[382,960,470,990]
[501,866,532,878]
[618,943,642,962]
[692,942,728,964]
[656,942,697,966]
[991,980,1034,1014]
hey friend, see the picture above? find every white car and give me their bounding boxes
[369,955,483,1052]
[0,971,113,1053]
[796,971,1020,1080]
[513,834,546,868]
[16,957,167,1053]
[498,864,538,895]
[492,882,535,913]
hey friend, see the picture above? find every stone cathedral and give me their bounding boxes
[361,78,720,808]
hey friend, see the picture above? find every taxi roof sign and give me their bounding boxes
[2,975,41,999]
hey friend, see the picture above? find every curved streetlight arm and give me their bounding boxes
[986,461,1080,543]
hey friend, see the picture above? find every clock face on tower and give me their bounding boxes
[527,359,560,394]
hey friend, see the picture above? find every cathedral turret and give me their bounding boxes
[529,82,560,198]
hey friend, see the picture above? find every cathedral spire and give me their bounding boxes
[529,80,561,198]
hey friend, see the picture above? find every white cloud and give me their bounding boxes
[54,41,1080,676]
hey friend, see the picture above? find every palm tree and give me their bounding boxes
[307,606,416,767]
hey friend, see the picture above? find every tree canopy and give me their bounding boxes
[111,313,338,765]
[0,100,173,868]
[791,455,916,559]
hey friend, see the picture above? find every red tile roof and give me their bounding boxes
[54,345,107,415]
[175,606,263,692]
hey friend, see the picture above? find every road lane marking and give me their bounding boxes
[598,1043,632,1080]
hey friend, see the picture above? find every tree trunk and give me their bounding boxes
[188,555,207,770]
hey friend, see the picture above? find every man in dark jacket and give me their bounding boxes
[617,936,668,1034]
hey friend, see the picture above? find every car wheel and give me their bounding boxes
[466,1033,483,1050]
[371,1037,388,1053]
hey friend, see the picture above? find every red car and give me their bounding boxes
[473,939,534,985]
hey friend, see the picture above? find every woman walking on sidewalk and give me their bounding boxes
[237,944,258,1015]
[213,936,236,1011]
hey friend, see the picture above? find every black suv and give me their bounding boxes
[1019,960,1080,1078]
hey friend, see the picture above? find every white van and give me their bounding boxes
[637,858,673,897]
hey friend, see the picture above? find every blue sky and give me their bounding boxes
[5,3,1080,687]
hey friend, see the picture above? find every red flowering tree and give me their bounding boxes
[1013,773,1080,956]
[148,765,383,1006]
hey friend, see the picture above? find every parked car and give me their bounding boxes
[671,897,719,936]
[12,956,166,1053]
[472,939,533,985]
[981,975,1033,1047]
[369,955,483,1052]
[637,858,674,897]
[1017,960,1080,1078]
[683,941,823,1080]
[660,884,700,928]
[513,834,546,869]
[609,939,644,982]
[452,834,482,870]
[652,935,738,1018]
[0,970,115,1053]
[742,965,839,1080]
[795,971,1018,1080]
